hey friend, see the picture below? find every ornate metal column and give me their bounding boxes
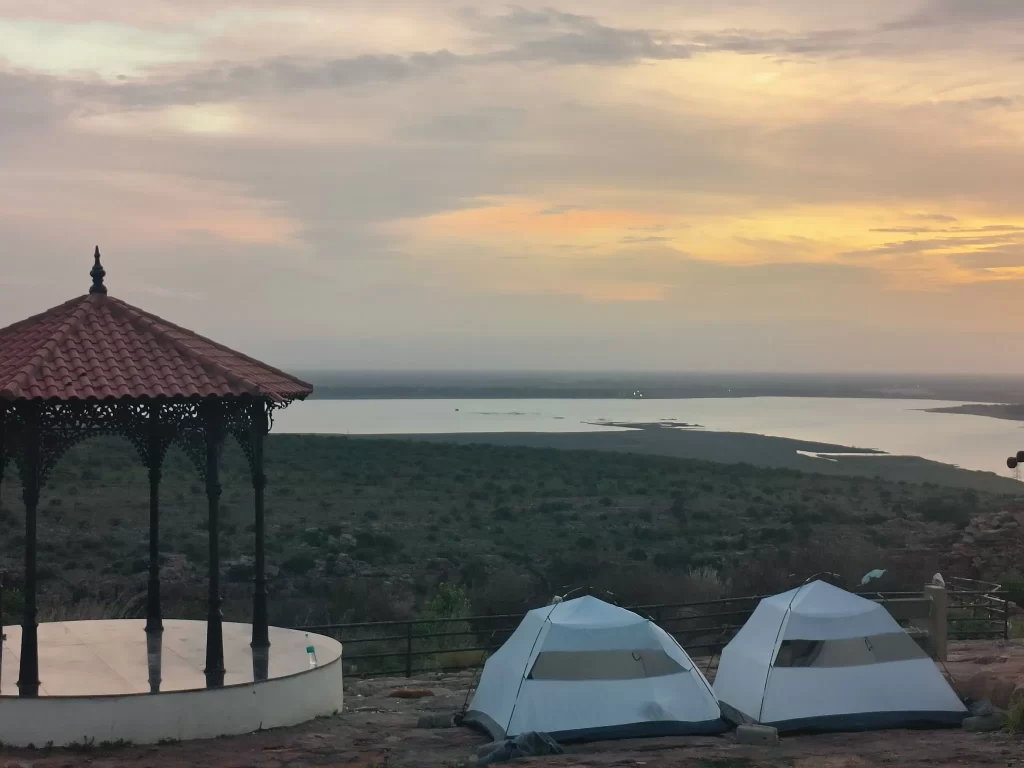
[0,403,5,531]
[251,401,270,651]
[0,404,5,683]
[203,403,226,688]
[250,401,270,682]
[146,404,163,636]
[17,404,40,698]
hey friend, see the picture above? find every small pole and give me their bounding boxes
[1005,593,1010,641]
[406,622,413,678]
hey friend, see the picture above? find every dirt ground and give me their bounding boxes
[0,643,1021,768]
[946,639,1024,710]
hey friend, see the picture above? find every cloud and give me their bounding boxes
[951,247,1024,271]
[0,69,68,133]
[886,0,1024,30]
[76,50,462,109]
[462,6,597,33]
[869,223,1022,234]
[870,227,949,234]
[480,8,694,65]
[734,236,816,252]
[4,1,1024,374]
[6,5,1017,120]
[843,233,1023,259]
[22,8,695,112]
[689,28,876,58]
[946,96,1018,110]
[619,235,672,244]
[540,204,586,216]
[400,107,527,143]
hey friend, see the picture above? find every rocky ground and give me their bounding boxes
[948,638,1024,710]
[944,507,1024,581]
[0,642,1020,768]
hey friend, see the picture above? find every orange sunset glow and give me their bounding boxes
[2,1,1024,371]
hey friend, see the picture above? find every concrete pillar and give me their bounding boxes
[924,584,948,662]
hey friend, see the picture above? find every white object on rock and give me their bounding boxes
[932,573,946,588]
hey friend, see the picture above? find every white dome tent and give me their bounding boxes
[714,581,966,732]
[463,596,725,742]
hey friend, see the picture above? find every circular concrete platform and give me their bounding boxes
[0,619,343,746]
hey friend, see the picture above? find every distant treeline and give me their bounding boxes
[299,370,1024,402]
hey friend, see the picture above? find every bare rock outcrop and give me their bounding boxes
[944,507,1024,581]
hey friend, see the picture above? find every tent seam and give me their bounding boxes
[658,620,717,701]
[504,603,558,737]
[757,584,806,723]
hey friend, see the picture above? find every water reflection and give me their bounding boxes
[147,631,162,693]
[143,629,274,691]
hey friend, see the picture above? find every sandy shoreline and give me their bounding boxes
[926,403,1024,422]
[348,428,1021,493]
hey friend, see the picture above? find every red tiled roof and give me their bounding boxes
[0,293,313,403]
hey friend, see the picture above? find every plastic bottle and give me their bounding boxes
[305,634,318,668]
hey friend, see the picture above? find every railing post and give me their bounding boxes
[406,621,413,678]
[924,584,948,662]
[1005,593,1010,641]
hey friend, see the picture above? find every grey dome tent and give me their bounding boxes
[713,581,966,732]
[464,596,725,742]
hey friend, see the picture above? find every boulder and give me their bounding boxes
[962,713,1006,732]
[735,724,780,745]
[476,741,503,757]
[969,699,994,717]
[416,713,454,729]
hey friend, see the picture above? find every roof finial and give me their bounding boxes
[89,246,107,295]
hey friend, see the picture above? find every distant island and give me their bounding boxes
[583,420,703,430]
[925,403,1024,422]
[371,429,1015,492]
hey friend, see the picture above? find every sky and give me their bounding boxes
[3,1,1024,374]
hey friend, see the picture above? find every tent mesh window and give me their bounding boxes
[773,632,928,668]
[528,650,685,680]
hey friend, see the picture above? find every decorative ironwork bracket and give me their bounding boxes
[0,396,294,491]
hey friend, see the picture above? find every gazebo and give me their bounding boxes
[0,249,313,698]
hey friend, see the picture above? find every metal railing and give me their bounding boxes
[296,588,1012,678]
[947,578,1012,640]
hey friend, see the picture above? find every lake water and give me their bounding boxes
[272,397,1024,475]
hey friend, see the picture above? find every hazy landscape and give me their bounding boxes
[6,0,1024,759]
[2,370,1019,630]
[2,424,1019,631]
